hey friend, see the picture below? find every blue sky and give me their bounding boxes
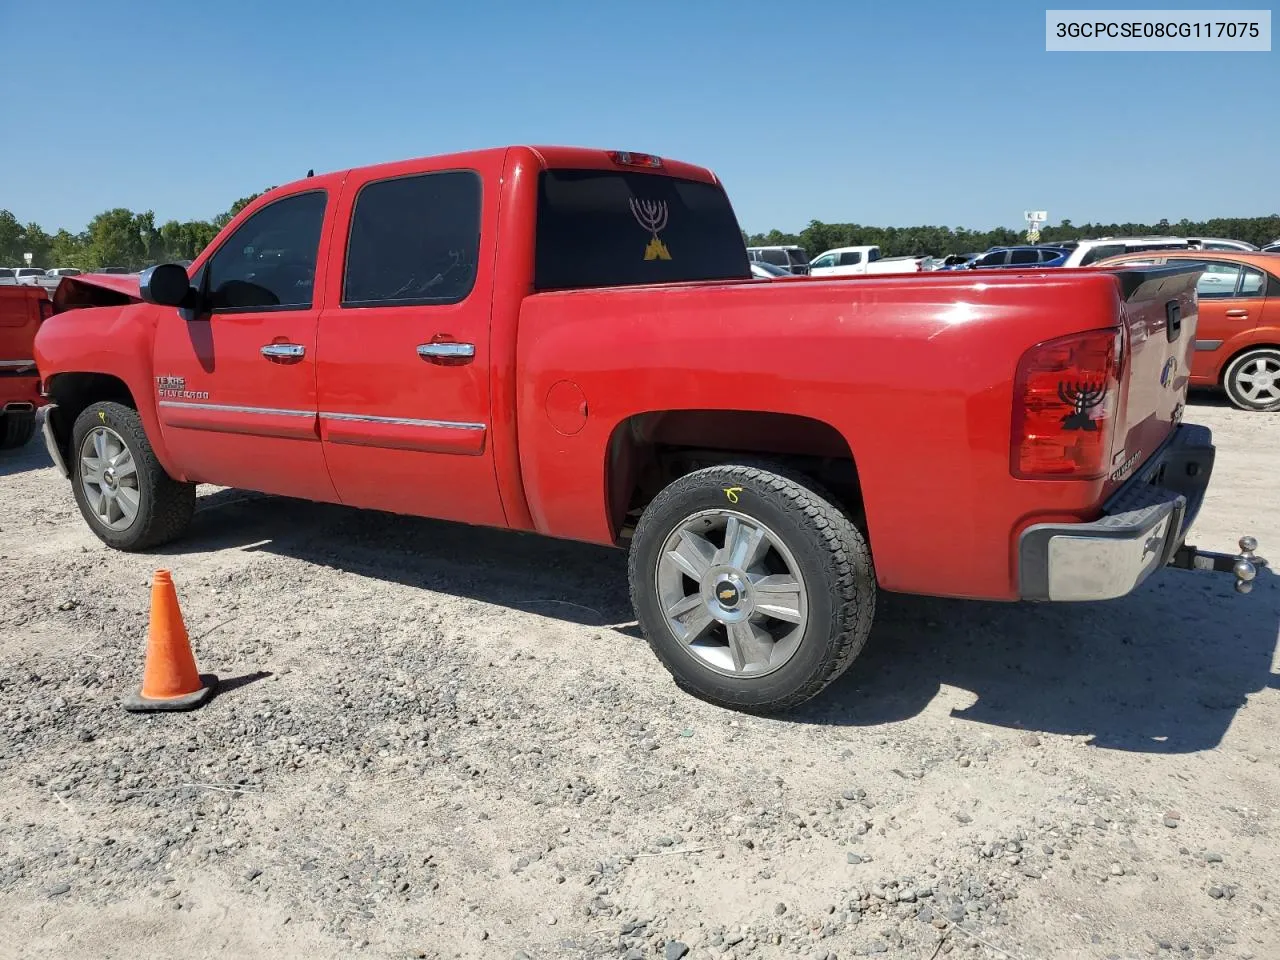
[1,0,1274,234]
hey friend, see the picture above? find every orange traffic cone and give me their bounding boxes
[123,570,217,712]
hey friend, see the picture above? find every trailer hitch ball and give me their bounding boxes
[1234,536,1262,594]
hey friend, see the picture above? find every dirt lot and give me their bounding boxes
[1,398,1277,960]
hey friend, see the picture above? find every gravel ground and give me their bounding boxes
[0,398,1277,960]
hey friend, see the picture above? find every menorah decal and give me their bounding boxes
[630,198,672,261]
[1057,380,1106,431]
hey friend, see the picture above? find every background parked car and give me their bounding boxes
[1093,249,1280,412]
[0,268,15,286]
[749,261,792,278]
[746,245,810,275]
[1188,237,1258,252]
[1263,240,1280,254]
[1061,237,1191,267]
[32,268,82,295]
[11,267,47,286]
[966,246,1070,269]
[936,253,981,270]
[808,245,931,276]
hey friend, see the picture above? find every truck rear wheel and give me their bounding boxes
[70,401,196,551]
[0,409,37,450]
[1224,347,1280,412]
[628,463,876,713]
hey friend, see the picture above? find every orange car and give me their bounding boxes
[1094,250,1280,411]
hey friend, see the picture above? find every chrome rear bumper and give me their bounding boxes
[1018,423,1260,601]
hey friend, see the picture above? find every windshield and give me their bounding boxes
[534,169,749,291]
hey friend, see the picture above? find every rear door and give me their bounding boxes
[315,153,507,527]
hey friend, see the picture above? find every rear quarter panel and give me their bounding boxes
[515,271,1132,600]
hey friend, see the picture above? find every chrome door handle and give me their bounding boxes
[417,342,475,365]
[261,343,306,360]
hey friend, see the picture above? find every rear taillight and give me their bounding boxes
[1011,327,1123,480]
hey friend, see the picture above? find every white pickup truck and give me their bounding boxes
[808,245,932,277]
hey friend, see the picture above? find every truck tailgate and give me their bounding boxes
[0,286,50,372]
[1104,263,1201,495]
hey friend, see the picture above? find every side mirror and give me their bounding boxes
[139,263,193,308]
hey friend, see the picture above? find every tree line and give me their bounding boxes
[3,197,1278,270]
[744,215,1280,258]
[0,194,265,271]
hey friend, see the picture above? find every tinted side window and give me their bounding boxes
[1079,244,1124,266]
[1010,249,1038,265]
[343,171,481,307]
[761,249,788,266]
[205,191,327,311]
[977,251,1008,267]
[837,251,863,266]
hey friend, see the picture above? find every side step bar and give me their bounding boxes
[1169,536,1266,594]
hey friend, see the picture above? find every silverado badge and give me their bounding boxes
[155,375,209,401]
[630,198,672,261]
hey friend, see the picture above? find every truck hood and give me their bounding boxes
[51,272,142,313]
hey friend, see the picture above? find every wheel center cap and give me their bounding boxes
[703,568,752,622]
[103,467,117,489]
[714,579,742,608]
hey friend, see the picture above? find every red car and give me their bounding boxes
[1095,249,1280,411]
[0,284,51,449]
[32,146,1260,712]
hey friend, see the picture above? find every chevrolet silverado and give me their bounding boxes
[32,146,1263,712]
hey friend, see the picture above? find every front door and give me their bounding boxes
[315,154,507,528]
[151,187,340,503]
[1186,259,1265,383]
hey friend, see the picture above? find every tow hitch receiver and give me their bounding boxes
[1169,536,1267,594]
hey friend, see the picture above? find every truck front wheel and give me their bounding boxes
[628,463,876,713]
[70,401,196,551]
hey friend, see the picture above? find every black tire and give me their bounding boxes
[1223,347,1280,412]
[0,410,36,450]
[70,401,196,551]
[628,462,876,713]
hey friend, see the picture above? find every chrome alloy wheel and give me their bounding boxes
[79,425,140,530]
[655,510,808,678]
[1235,354,1280,406]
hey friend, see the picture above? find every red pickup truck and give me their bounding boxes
[0,284,50,449]
[33,146,1262,712]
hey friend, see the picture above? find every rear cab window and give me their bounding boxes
[534,169,749,291]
